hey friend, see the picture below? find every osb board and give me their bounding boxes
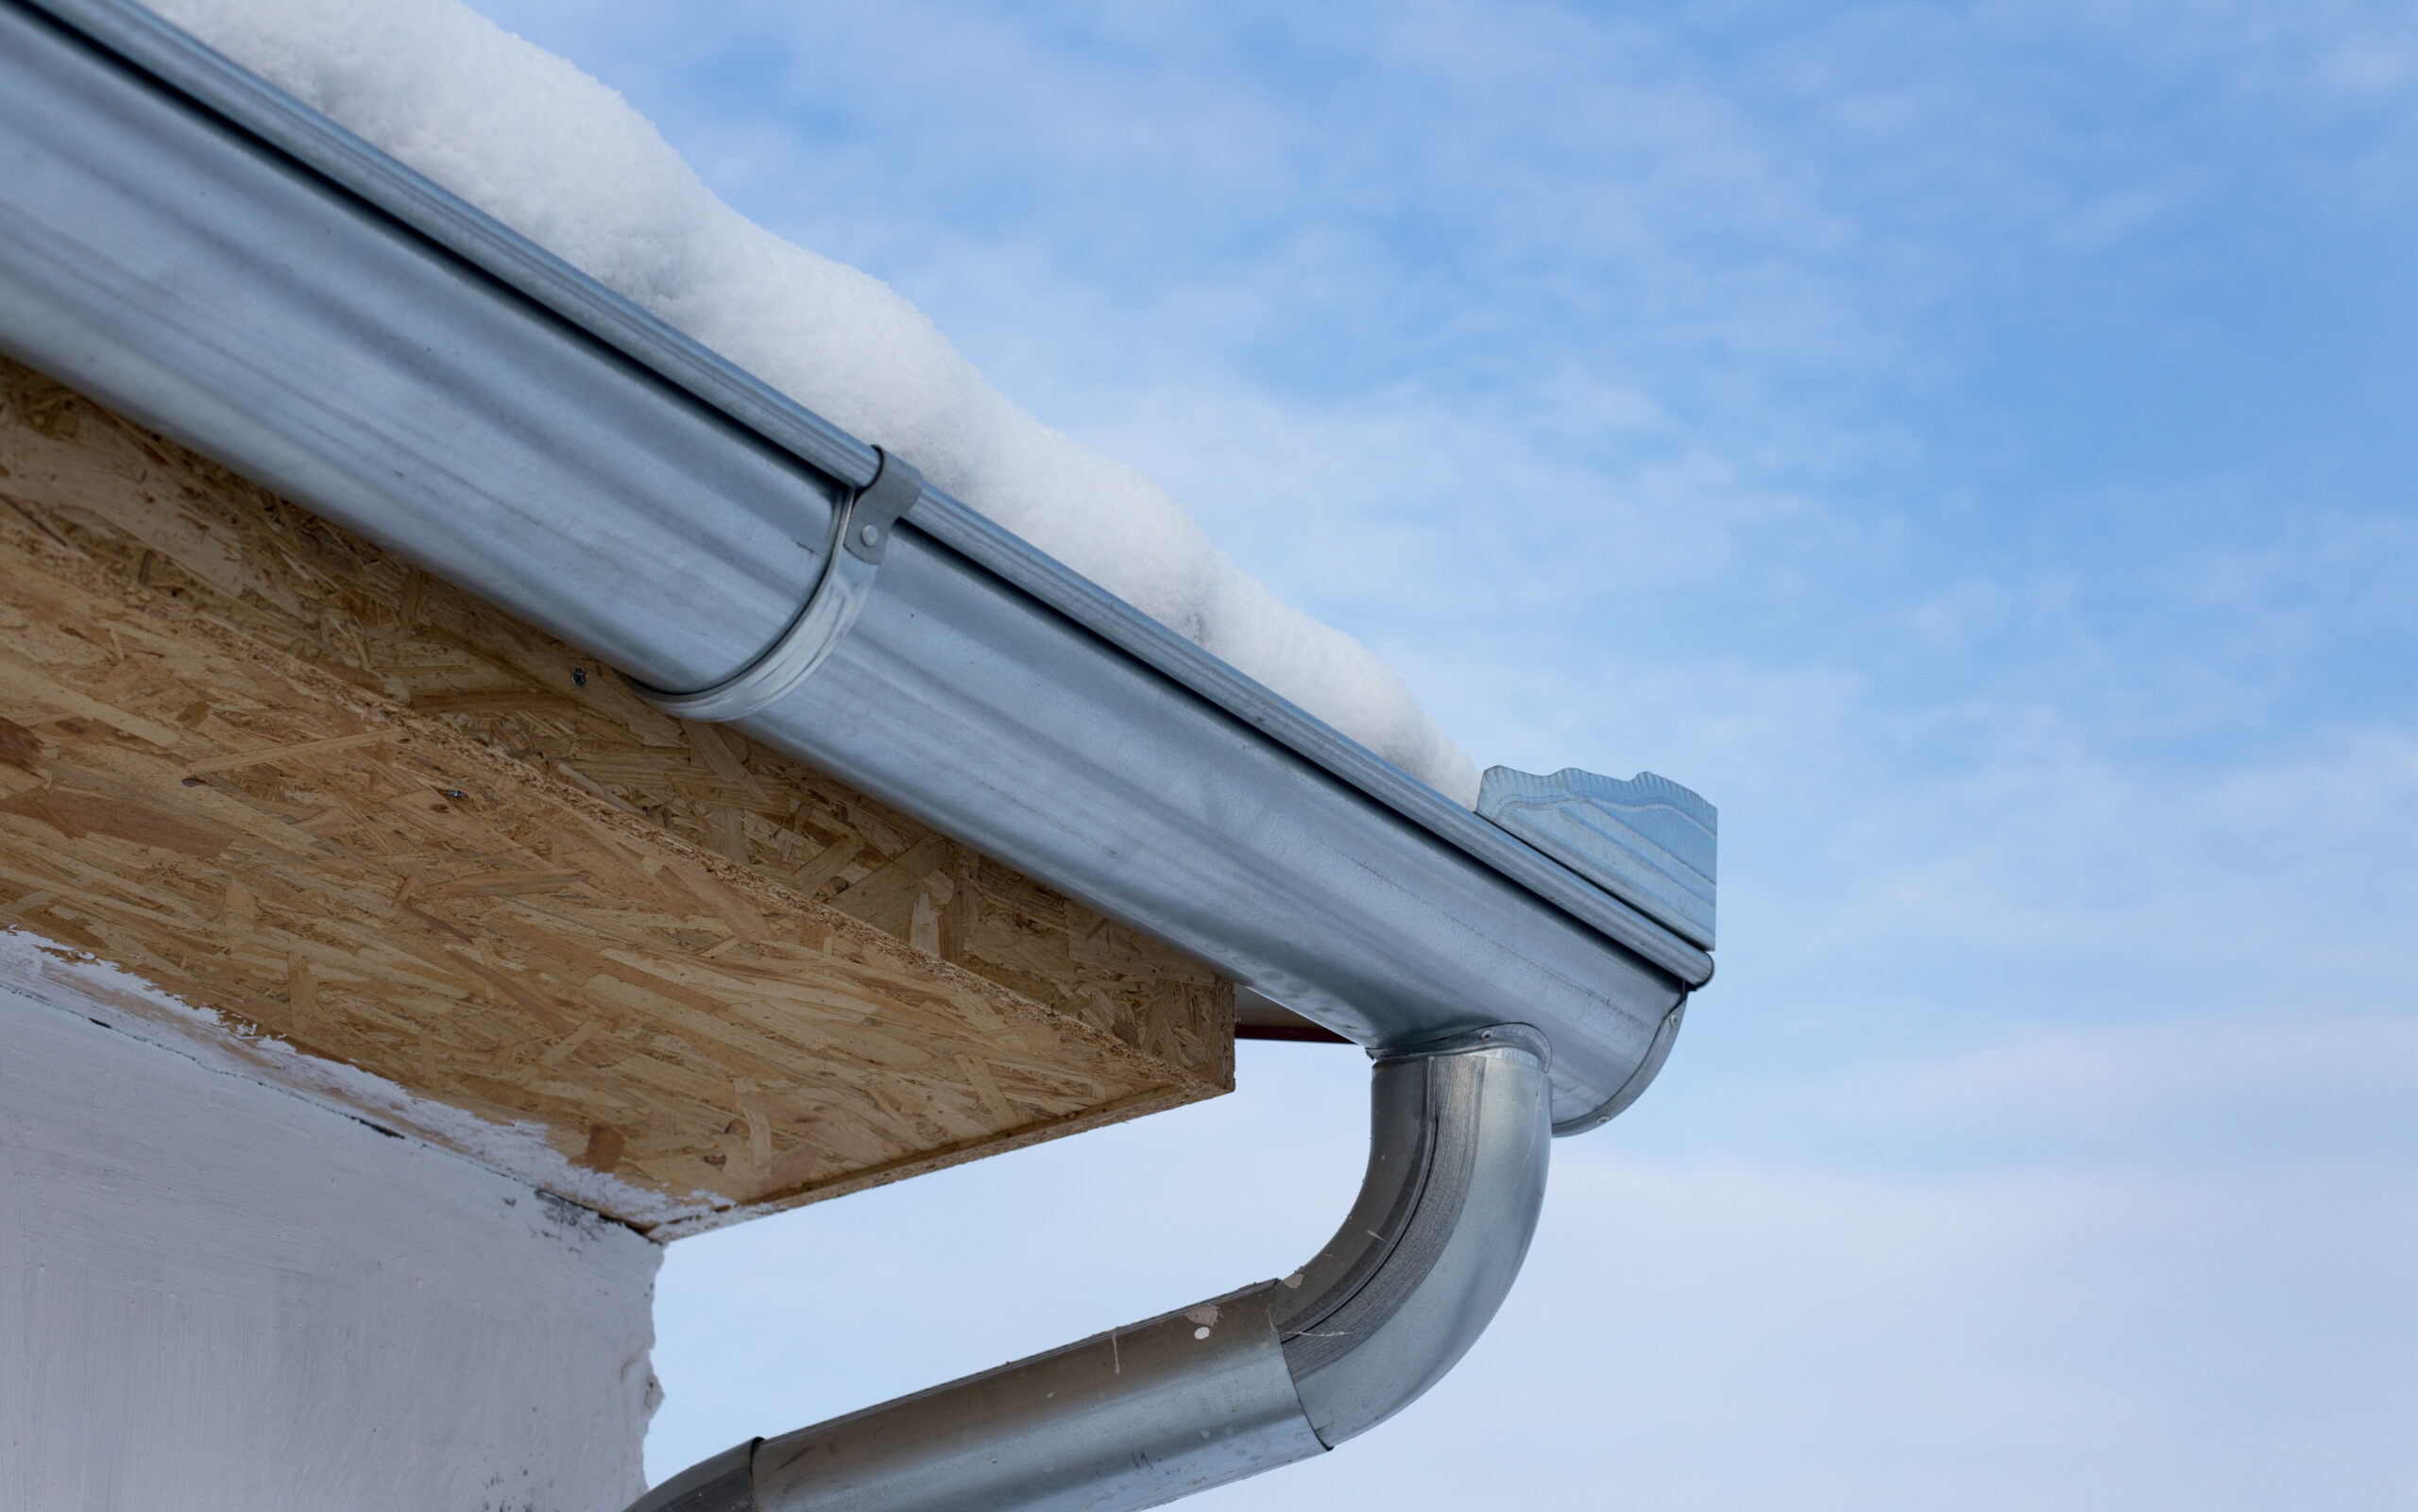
[0,355,1232,1235]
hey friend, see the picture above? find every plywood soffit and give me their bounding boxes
[0,356,1234,1236]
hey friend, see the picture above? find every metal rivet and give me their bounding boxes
[860,523,881,546]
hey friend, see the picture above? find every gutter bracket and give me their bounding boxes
[624,447,924,722]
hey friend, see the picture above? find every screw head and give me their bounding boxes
[860,523,882,547]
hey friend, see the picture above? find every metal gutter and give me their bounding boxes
[13,0,1711,994]
[0,0,1711,1130]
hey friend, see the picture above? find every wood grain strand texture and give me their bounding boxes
[0,357,1234,1234]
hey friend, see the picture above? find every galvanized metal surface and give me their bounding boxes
[20,0,886,496]
[629,1035,1553,1512]
[749,1287,1322,1512]
[1274,1034,1553,1445]
[1479,766,1718,947]
[627,450,924,722]
[902,497,1715,988]
[0,0,1708,1127]
[1550,1000,1688,1138]
[0,0,836,694]
[740,537,1685,1114]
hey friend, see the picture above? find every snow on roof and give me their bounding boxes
[145,0,1484,807]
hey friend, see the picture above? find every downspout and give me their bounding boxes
[632,1028,1556,1512]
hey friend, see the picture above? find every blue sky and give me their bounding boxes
[461,3,2417,1505]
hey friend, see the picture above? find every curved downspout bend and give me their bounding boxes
[1274,1026,1552,1447]
[629,1030,1552,1512]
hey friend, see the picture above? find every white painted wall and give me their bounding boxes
[0,977,663,1511]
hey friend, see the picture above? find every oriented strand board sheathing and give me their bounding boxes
[0,357,1232,1233]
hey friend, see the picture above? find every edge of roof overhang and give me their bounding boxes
[0,0,1712,1128]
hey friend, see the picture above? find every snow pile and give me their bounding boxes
[144,0,1483,805]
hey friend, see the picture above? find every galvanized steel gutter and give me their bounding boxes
[0,3,1715,1504]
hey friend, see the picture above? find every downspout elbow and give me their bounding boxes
[1271,1027,1554,1447]
[627,1029,1554,1512]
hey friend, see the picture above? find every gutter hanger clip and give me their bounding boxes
[626,447,923,723]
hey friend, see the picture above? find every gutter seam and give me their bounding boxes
[626,448,924,722]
